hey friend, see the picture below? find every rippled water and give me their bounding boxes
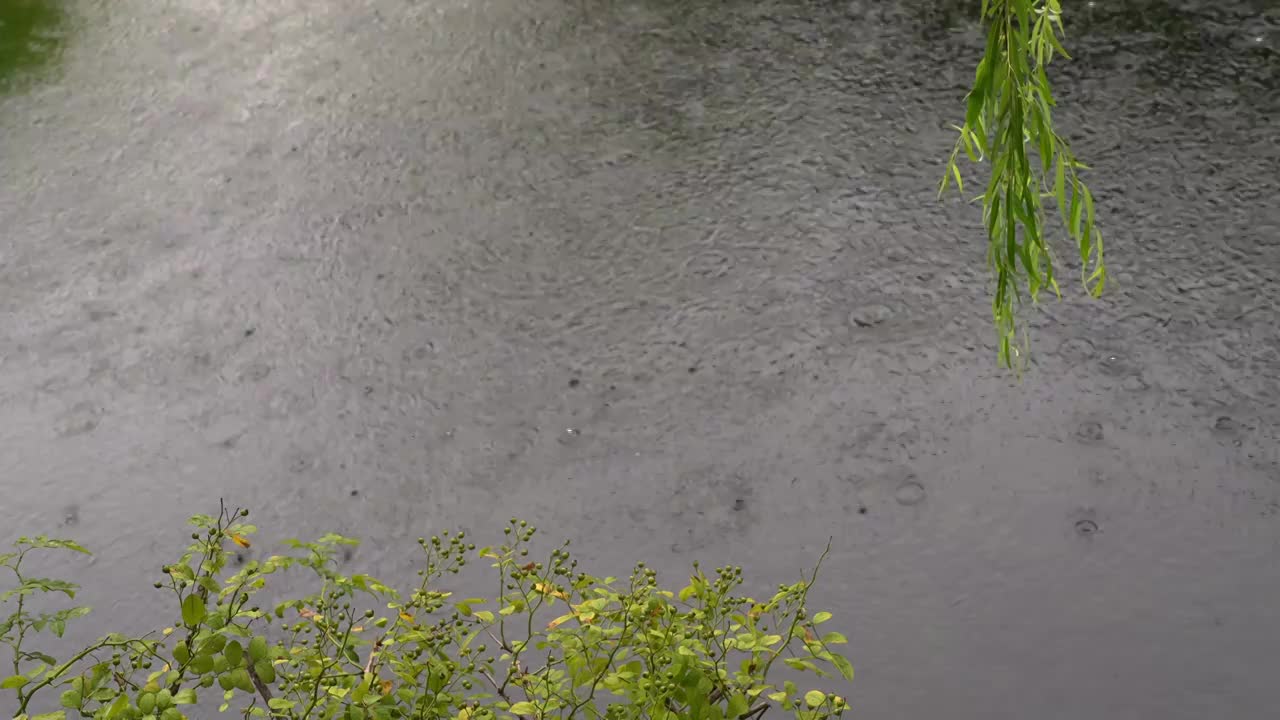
[0,0,1277,717]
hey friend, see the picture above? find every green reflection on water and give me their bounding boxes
[0,0,69,93]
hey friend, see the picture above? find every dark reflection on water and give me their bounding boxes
[903,0,1275,91]
[0,0,69,93]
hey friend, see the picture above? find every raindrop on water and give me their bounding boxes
[1074,519,1099,536]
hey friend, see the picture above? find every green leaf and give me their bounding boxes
[248,636,268,663]
[104,693,129,719]
[181,594,207,627]
[509,701,538,715]
[1,675,30,689]
[59,689,82,709]
[268,698,297,711]
[32,713,67,720]
[811,611,832,625]
[830,653,854,681]
[726,693,749,719]
[174,688,197,705]
[783,658,818,673]
[820,631,847,645]
[804,691,826,708]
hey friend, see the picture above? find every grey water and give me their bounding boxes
[1,0,1277,717]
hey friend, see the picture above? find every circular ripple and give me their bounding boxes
[894,481,926,506]
[1074,421,1105,444]
[849,304,892,328]
[1074,519,1099,536]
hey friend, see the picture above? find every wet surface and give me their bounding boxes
[1,0,1278,717]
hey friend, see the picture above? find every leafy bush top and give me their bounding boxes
[3,505,852,720]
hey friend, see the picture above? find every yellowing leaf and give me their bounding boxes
[162,627,174,636]
[546,614,573,630]
[379,680,394,695]
[227,534,251,549]
[534,583,568,600]
[399,612,415,623]
[352,626,364,633]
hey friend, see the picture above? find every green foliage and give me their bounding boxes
[3,505,852,720]
[941,0,1106,369]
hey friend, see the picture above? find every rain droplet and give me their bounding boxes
[1098,353,1128,377]
[565,427,580,436]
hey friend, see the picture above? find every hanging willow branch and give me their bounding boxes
[942,0,1106,370]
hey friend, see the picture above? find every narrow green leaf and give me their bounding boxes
[1068,183,1082,239]
[1036,116,1053,175]
[1081,184,1095,251]
[1054,157,1066,223]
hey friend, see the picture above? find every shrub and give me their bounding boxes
[2,504,852,720]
